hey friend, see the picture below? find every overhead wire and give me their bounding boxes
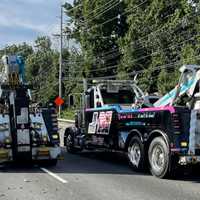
[85,0,119,20]
[62,30,199,75]
[85,0,123,24]
[62,4,199,69]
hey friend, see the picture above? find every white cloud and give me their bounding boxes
[0,0,73,47]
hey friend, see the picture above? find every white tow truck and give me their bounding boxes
[0,55,61,165]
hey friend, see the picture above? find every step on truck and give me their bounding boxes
[0,55,61,165]
[64,65,200,178]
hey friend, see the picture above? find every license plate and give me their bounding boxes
[38,148,49,156]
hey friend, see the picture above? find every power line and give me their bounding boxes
[62,31,199,75]
[64,3,82,13]
[65,0,119,25]
[86,0,122,24]
[87,60,182,80]
[85,0,118,20]
[86,33,200,80]
[98,0,147,27]
[85,10,198,66]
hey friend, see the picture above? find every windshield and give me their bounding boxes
[101,89,135,104]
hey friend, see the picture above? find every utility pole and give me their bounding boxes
[59,5,63,117]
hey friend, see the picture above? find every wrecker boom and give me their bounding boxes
[154,65,200,107]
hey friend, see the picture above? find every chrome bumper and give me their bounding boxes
[32,146,61,160]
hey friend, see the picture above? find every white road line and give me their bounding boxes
[40,167,68,184]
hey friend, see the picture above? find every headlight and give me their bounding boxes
[180,141,188,147]
[52,134,59,139]
[43,136,48,142]
[5,137,11,144]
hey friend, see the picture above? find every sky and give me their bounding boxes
[0,0,73,48]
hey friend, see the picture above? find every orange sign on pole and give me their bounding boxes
[54,96,64,106]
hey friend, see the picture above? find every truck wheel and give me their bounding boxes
[148,136,169,178]
[66,133,77,154]
[128,136,145,171]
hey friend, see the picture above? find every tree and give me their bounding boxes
[63,0,125,78]
[0,43,33,60]
[119,0,198,94]
[26,36,59,104]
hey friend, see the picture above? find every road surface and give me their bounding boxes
[0,122,200,200]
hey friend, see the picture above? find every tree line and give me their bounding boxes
[0,0,200,107]
[64,0,200,95]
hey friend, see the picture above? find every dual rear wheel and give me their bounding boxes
[128,135,170,178]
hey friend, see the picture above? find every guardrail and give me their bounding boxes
[58,118,75,123]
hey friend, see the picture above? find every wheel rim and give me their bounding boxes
[128,142,141,167]
[151,144,165,171]
[66,134,73,147]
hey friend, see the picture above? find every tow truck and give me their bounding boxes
[64,64,200,178]
[0,55,60,165]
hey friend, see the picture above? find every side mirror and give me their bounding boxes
[68,95,75,107]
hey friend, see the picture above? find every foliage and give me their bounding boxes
[63,0,125,78]
[61,109,76,120]
[64,0,200,95]
[1,1,200,119]
[0,43,33,60]
[26,36,61,104]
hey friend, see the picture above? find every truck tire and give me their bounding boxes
[148,136,169,178]
[65,133,78,154]
[128,136,145,171]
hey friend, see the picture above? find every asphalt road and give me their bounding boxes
[0,122,200,200]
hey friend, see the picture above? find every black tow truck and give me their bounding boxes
[64,65,200,178]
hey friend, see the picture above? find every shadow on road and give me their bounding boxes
[1,150,200,184]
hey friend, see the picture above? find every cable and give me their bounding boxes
[65,0,119,25]
[63,31,199,75]
[62,11,197,69]
[94,9,198,58]
[65,3,82,13]
[87,60,182,80]
[130,11,199,49]
[62,59,180,82]
[87,40,200,80]
[86,0,118,20]
[98,0,147,27]
[86,0,122,23]
[122,33,198,67]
